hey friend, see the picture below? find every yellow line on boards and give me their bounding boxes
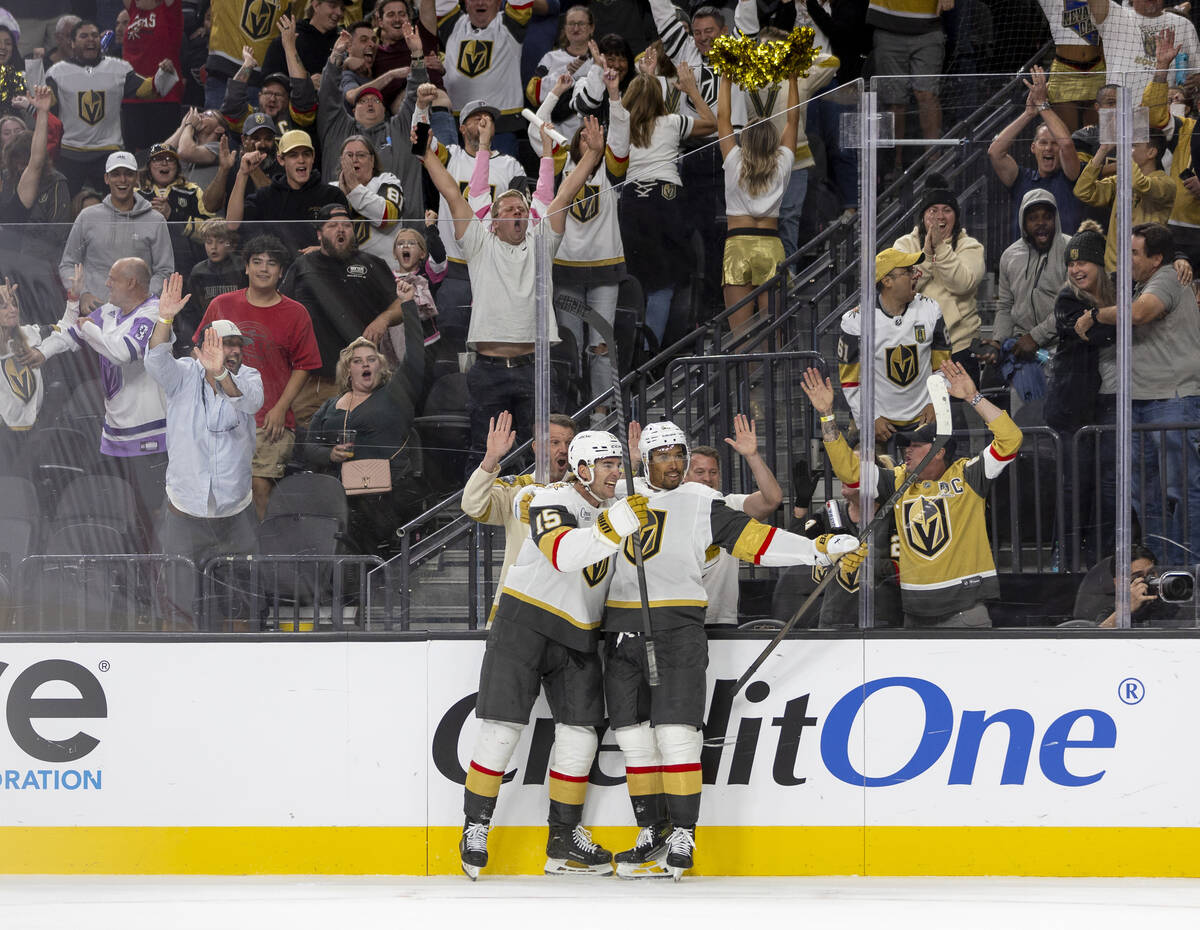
[2,826,1200,876]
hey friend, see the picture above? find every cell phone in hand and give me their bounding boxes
[1182,167,1196,181]
[411,121,431,155]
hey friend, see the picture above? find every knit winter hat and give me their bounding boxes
[1065,220,1106,267]
[918,171,960,219]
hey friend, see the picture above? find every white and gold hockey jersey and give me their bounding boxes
[826,414,1023,617]
[495,480,620,652]
[0,325,48,430]
[47,57,175,152]
[606,481,822,632]
[838,294,952,428]
[437,1,531,120]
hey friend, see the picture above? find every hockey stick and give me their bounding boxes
[729,374,954,698]
[556,294,660,687]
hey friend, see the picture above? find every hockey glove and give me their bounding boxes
[625,493,650,528]
[837,541,870,580]
[518,489,533,525]
[814,532,860,567]
[595,496,644,545]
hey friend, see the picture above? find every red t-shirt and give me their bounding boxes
[123,0,184,104]
[198,290,323,430]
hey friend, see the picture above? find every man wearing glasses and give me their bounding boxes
[837,248,952,450]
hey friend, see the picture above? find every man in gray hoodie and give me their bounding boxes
[991,187,1068,361]
[318,25,427,223]
[58,152,175,313]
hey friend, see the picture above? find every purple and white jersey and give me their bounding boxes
[43,298,167,457]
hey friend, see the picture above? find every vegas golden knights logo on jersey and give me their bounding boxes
[665,84,681,113]
[241,0,280,41]
[3,357,35,403]
[569,184,600,223]
[457,39,494,78]
[747,86,780,119]
[886,343,919,387]
[582,559,609,587]
[902,496,950,558]
[622,508,666,563]
[78,90,105,126]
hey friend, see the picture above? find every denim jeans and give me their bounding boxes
[1132,396,1200,566]
[806,97,858,210]
[778,168,809,259]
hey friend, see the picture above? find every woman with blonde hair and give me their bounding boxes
[305,283,425,555]
[618,47,716,347]
[717,71,799,331]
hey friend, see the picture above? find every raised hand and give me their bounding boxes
[800,367,835,416]
[724,413,760,458]
[482,410,517,470]
[396,278,415,302]
[158,272,192,320]
[552,71,574,97]
[241,45,257,69]
[240,149,267,175]
[31,84,52,113]
[197,324,227,379]
[278,14,297,47]
[1156,27,1181,72]
[938,359,978,400]
[579,115,604,155]
[417,81,437,109]
[217,134,235,172]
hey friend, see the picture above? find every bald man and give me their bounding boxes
[34,257,171,548]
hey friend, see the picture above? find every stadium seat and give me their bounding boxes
[413,372,472,492]
[0,476,40,579]
[23,522,134,631]
[25,426,101,516]
[265,472,350,529]
[49,475,140,547]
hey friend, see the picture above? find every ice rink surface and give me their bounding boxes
[2,875,1199,929]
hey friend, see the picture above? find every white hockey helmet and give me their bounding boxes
[568,430,624,479]
[638,421,690,475]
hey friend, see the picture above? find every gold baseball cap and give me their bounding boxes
[278,130,314,154]
[875,248,924,284]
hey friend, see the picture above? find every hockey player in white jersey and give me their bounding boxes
[460,430,650,880]
[606,421,858,880]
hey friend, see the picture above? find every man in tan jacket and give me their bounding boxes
[460,410,577,618]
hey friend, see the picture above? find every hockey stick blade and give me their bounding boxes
[555,294,660,686]
[731,423,953,697]
[927,373,952,437]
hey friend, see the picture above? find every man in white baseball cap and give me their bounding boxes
[144,273,264,629]
[58,149,175,311]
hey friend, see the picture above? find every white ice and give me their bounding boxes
[2,876,1199,929]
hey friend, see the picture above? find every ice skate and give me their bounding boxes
[459,819,490,880]
[544,824,613,876]
[615,822,673,879]
[665,826,695,881]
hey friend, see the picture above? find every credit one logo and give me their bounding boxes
[432,676,1116,789]
[0,659,108,762]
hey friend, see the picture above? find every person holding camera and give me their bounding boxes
[1071,543,1186,627]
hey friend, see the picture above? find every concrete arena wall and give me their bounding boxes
[1,634,1197,876]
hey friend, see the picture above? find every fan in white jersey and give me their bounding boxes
[330,134,405,269]
[838,248,952,444]
[458,429,650,880]
[607,421,859,880]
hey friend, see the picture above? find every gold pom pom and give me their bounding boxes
[709,28,818,91]
[0,66,27,104]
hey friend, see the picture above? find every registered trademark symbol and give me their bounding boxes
[1118,677,1144,705]
[98,660,110,673]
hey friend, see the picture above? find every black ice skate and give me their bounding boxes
[665,825,696,881]
[544,825,614,876]
[459,819,491,880]
[614,822,673,879]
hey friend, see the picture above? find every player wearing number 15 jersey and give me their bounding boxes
[459,430,650,881]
